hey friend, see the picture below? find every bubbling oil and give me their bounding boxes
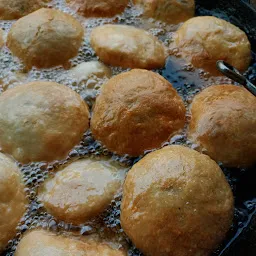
[0,0,255,255]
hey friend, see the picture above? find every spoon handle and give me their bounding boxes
[216,60,256,96]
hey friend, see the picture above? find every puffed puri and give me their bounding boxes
[0,0,49,20]
[189,84,256,167]
[69,61,112,83]
[133,0,195,24]
[121,145,234,256]
[15,229,126,256]
[170,16,251,75]
[0,153,27,253]
[7,8,84,69]
[38,158,126,225]
[67,0,129,17]
[90,25,166,69]
[0,81,90,164]
[91,69,186,156]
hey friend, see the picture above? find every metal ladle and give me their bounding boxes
[216,60,256,96]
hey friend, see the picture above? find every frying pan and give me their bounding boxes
[196,1,256,255]
[162,1,256,255]
[1,1,255,256]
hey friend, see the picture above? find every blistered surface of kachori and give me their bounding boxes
[133,0,195,24]
[0,0,49,20]
[91,69,186,156]
[170,16,251,75]
[15,229,126,256]
[0,153,27,253]
[90,25,166,69]
[0,81,89,163]
[121,145,234,256]
[7,8,84,69]
[39,158,126,224]
[67,0,129,17]
[189,85,256,167]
